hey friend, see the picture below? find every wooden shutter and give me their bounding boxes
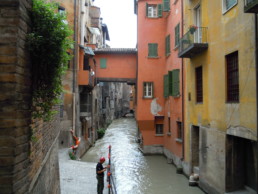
[172,69,180,96]
[175,23,180,47]
[158,4,162,17]
[148,44,152,57]
[148,43,158,57]
[165,35,170,56]
[164,74,168,98]
[168,71,173,96]
[100,58,107,69]
[163,0,170,11]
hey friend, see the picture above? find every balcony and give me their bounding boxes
[244,0,258,13]
[178,27,208,58]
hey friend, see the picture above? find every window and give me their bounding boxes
[83,56,90,70]
[165,35,171,56]
[226,51,239,103]
[168,69,180,97]
[195,66,203,103]
[100,58,107,69]
[177,121,182,140]
[156,124,163,134]
[175,23,180,48]
[223,0,237,13]
[146,3,162,18]
[164,74,169,98]
[143,82,153,98]
[163,0,170,11]
[148,43,158,57]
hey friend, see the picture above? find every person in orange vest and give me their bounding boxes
[69,129,80,155]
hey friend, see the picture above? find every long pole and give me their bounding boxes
[108,145,111,194]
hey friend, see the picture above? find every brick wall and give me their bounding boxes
[0,0,61,193]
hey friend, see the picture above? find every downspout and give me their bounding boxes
[255,13,258,189]
[73,0,78,130]
[181,0,185,161]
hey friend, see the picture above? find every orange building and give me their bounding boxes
[135,0,184,169]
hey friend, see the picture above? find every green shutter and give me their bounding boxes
[169,71,173,96]
[165,35,170,56]
[148,44,151,57]
[146,3,148,17]
[148,43,158,57]
[158,4,162,17]
[175,23,180,47]
[164,74,169,98]
[163,0,170,11]
[172,69,180,96]
[100,58,107,69]
[153,44,157,57]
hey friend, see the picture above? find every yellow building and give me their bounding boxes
[180,0,257,193]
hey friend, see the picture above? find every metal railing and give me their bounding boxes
[107,145,117,194]
[179,27,208,54]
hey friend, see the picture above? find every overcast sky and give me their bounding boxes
[94,0,137,48]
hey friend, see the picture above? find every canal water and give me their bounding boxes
[81,118,204,194]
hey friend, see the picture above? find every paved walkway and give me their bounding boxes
[59,148,108,194]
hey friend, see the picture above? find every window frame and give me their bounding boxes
[143,82,154,98]
[177,121,182,140]
[146,4,162,18]
[222,0,237,14]
[155,124,164,135]
[226,51,239,103]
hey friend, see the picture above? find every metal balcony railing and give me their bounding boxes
[178,27,208,58]
[244,0,258,13]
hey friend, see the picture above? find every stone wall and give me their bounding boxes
[0,0,60,193]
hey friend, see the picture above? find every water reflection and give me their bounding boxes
[81,118,204,194]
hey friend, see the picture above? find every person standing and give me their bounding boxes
[96,157,106,194]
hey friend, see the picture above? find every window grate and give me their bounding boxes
[226,51,239,102]
[195,66,203,103]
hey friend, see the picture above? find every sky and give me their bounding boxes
[94,0,137,48]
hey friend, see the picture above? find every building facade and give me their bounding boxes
[180,0,257,193]
[135,0,184,171]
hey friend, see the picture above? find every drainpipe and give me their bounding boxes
[181,0,185,161]
[255,13,258,190]
[73,0,78,130]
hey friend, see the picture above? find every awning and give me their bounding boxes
[87,27,101,35]
[84,46,95,56]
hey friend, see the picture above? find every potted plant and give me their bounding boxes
[189,25,198,34]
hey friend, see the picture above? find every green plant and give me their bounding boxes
[97,128,106,139]
[27,0,73,121]
[69,152,76,160]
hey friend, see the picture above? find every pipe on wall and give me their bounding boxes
[73,0,78,130]
[181,0,185,161]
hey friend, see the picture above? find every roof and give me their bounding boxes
[93,48,137,54]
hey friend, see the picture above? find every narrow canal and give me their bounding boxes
[81,118,204,194]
